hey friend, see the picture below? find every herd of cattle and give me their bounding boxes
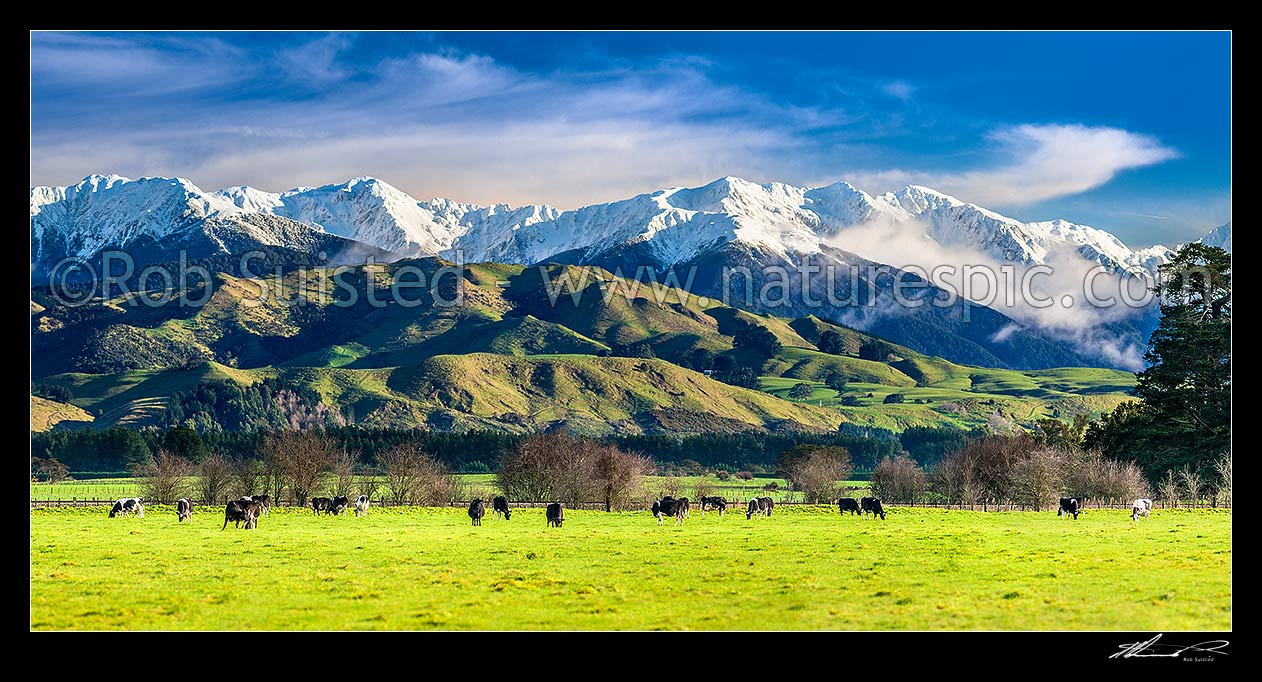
[104,493,1161,529]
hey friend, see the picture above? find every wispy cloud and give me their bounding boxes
[882,80,915,101]
[29,32,1190,239]
[849,124,1178,207]
[30,34,857,207]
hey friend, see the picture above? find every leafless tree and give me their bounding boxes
[496,433,598,505]
[233,458,265,498]
[692,478,717,503]
[136,449,194,503]
[592,445,652,511]
[331,449,360,498]
[930,449,975,505]
[378,443,461,505]
[1158,469,1181,508]
[264,431,340,506]
[1178,465,1203,508]
[871,455,928,504]
[358,465,383,501]
[1011,447,1066,510]
[657,474,684,500]
[1213,455,1231,507]
[196,454,234,505]
[785,448,853,503]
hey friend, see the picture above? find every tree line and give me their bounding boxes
[32,424,911,476]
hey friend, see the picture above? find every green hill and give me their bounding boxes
[32,258,1137,434]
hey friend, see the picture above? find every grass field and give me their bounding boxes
[30,505,1230,630]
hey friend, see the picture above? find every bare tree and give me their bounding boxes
[1158,469,1181,508]
[233,458,265,498]
[930,449,975,505]
[785,448,853,503]
[136,449,194,503]
[1178,465,1203,508]
[1213,455,1231,507]
[196,454,234,505]
[359,464,383,501]
[496,433,598,505]
[1011,447,1066,510]
[264,431,340,506]
[871,455,928,504]
[331,449,360,498]
[378,443,427,505]
[592,445,652,511]
[657,474,684,500]
[378,443,461,505]
[692,478,717,503]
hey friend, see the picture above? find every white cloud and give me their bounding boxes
[821,213,1153,369]
[849,124,1178,207]
[882,80,915,101]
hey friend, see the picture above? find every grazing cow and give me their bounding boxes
[546,503,564,528]
[222,499,262,531]
[311,497,332,515]
[699,496,727,516]
[860,497,886,520]
[838,497,861,515]
[247,494,270,516]
[468,498,486,526]
[330,495,349,516]
[1131,498,1153,522]
[354,495,370,517]
[176,498,193,522]
[492,495,511,521]
[109,497,144,518]
[651,496,691,526]
[1058,497,1080,520]
[746,496,774,519]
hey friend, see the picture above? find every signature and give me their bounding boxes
[1110,634,1229,660]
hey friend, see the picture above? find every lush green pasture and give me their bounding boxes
[30,505,1230,630]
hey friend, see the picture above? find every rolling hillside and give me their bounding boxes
[31,259,1136,434]
[30,396,94,432]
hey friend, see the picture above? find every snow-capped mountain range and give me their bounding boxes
[31,173,1229,280]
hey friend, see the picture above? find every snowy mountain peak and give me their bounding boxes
[1199,222,1232,253]
[32,173,1196,281]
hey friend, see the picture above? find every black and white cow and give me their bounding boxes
[860,497,886,520]
[1131,498,1153,521]
[1058,497,1081,520]
[330,495,349,515]
[222,499,262,530]
[109,497,144,518]
[651,496,690,525]
[468,498,486,526]
[245,494,270,516]
[699,496,727,516]
[176,498,193,522]
[354,495,370,517]
[546,503,564,528]
[492,495,511,520]
[311,497,332,515]
[746,496,774,519]
[838,497,861,515]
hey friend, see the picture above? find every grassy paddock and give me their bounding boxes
[30,505,1230,630]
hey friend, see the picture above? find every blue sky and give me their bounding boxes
[29,31,1230,246]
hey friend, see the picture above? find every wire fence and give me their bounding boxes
[29,496,1231,511]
